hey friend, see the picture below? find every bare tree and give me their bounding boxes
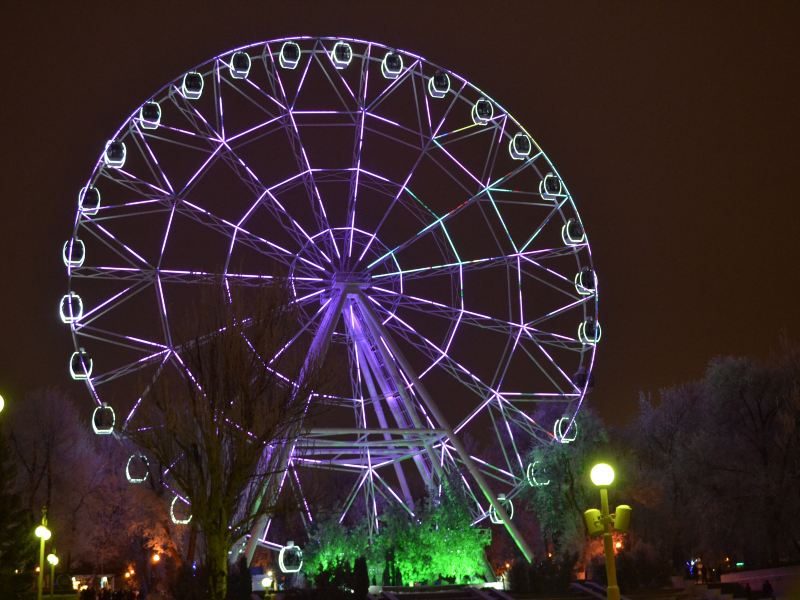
[129,282,328,600]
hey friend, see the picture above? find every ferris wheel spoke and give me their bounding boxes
[99,166,171,200]
[219,152,332,267]
[356,79,468,265]
[365,58,420,114]
[121,352,172,432]
[367,296,493,399]
[79,219,153,268]
[176,200,323,273]
[365,160,546,273]
[517,329,582,392]
[371,246,577,283]
[370,285,519,338]
[311,42,359,112]
[74,324,167,354]
[264,46,341,260]
[131,123,175,194]
[73,281,150,328]
[343,43,371,263]
[90,348,170,386]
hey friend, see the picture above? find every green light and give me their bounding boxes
[590,463,615,487]
[736,561,744,567]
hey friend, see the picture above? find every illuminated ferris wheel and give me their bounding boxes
[60,36,599,562]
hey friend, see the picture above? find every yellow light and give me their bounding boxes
[129,568,135,575]
[615,541,622,550]
[267,570,273,577]
[35,525,52,540]
[590,463,615,487]
[35,566,40,573]
[47,553,59,566]
[152,553,160,563]
[124,572,130,579]
[0,394,5,413]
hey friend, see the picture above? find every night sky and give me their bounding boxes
[2,1,798,426]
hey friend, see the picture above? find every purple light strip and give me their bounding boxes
[241,78,286,113]
[433,141,484,187]
[179,143,223,194]
[291,465,313,523]
[371,470,415,517]
[122,352,172,430]
[159,201,176,260]
[290,50,313,109]
[114,168,170,196]
[365,111,401,128]
[91,223,150,265]
[79,285,138,322]
[226,115,282,143]
[215,59,225,140]
[266,45,339,260]
[356,82,467,265]
[134,122,175,193]
[365,59,420,112]
[124,335,168,349]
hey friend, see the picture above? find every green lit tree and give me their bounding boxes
[305,482,490,587]
[0,426,36,589]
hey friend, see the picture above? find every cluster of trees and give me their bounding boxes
[304,483,491,587]
[0,388,182,592]
[2,267,798,600]
[524,336,800,584]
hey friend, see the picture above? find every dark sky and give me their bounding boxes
[2,1,798,425]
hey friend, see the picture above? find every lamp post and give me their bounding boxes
[583,463,632,600]
[34,518,52,600]
[47,552,59,595]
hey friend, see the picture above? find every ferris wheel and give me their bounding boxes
[61,36,599,563]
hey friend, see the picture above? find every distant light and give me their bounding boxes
[124,572,130,579]
[152,553,160,563]
[590,463,615,487]
[47,553,59,566]
[615,541,622,550]
[35,566,40,573]
[35,525,52,540]
[736,561,745,568]
[0,393,5,413]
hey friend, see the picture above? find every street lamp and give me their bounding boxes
[0,393,5,414]
[47,553,59,595]
[34,519,52,600]
[583,463,632,600]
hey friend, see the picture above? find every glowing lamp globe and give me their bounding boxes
[0,393,5,413]
[47,553,59,566]
[35,525,52,540]
[590,463,615,487]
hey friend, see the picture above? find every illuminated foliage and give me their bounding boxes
[304,484,490,586]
